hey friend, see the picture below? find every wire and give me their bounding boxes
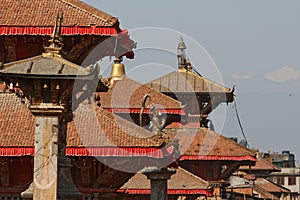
[190,63,202,77]
[233,99,250,148]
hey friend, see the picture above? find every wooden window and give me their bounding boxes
[277,177,285,185]
[288,176,296,185]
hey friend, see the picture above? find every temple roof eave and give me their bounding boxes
[146,69,234,102]
[0,55,97,77]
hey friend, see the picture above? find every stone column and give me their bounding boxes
[57,113,82,200]
[30,104,64,200]
[144,168,176,200]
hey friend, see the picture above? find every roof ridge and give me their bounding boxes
[3,55,42,67]
[124,78,181,107]
[253,184,276,199]
[260,178,290,192]
[204,128,256,156]
[147,70,231,93]
[260,158,281,170]
[117,77,182,108]
[178,167,208,184]
[94,106,163,146]
[184,70,231,91]
[59,0,116,26]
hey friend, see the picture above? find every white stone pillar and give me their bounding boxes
[30,104,64,200]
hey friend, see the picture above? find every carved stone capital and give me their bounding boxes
[143,167,176,180]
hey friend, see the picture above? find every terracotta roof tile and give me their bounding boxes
[121,167,209,190]
[0,93,163,148]
[0,0,118,27]
[229,186,253,196]
[67,104,164,147]
[239,158,281,172]
[165,128,256,160]
[243,173,256,180]
[99,78,182,109]
[0,93,34,147]
[255,178,290,194]
[230,183,280,200]
[253,184,279,200]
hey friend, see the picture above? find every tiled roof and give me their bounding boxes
[230,183,281,200]
[67,104,164,147]
[253,184,279,200]
[146,69,232,95]
[1,55,93,76]
[0,93,163,148]
[243,173,256,180]
[0,0,118,27]
[0,93,34,147]
[0,92,254,161]
[99,78,182,109]
[255,178,290,194]
[239,158,281,172]
[228,183,279,200]
[165,128,256,160]
[119,167,212,195]
[228,187,253,197]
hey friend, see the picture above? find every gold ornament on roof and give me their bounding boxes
[178,36,187,69]
[186,58,193,72]
[43,12,64,56]
[178,36,187,50]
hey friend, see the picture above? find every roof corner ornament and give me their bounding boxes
[149,104,166,136]
[231,85,236,94]
[186,58,193,72]
[140,92,151,127]
[177,36,187,70]
[43,12,64,57]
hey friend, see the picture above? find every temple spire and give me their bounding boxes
[44,12,64,56]
[177,36,187,69]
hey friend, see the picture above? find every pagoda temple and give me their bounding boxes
[0,1,177,199]
[0,1,258,200]
[0,0,135,64]
[92,35,256,199]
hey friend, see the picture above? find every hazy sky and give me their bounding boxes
[84,0,300,162]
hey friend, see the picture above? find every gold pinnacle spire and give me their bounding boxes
[44,12,64,56]
[177,36,187,69]
[178,36,187,50]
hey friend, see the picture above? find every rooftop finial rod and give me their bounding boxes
[177,36,187,69]
[178,36,187,50]
[44,12,64,56]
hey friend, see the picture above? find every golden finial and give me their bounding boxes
[178,36,187,50]
[43,12,64,56]
[178,36,187,69]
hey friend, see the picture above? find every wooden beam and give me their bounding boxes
[92,167,134,190]
[200,95,224,116]
[219,162,241,180]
